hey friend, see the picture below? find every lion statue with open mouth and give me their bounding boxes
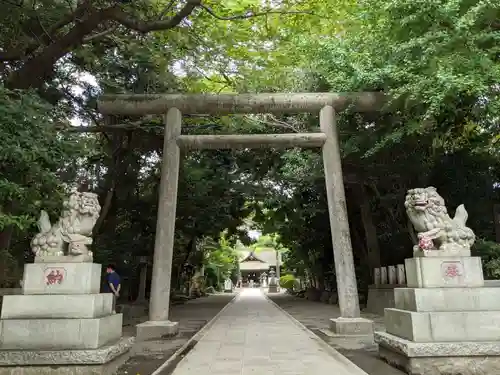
[404,187,475,253]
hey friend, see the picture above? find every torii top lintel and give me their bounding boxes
[97,92,385,116]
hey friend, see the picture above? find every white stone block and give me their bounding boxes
[329,317,374,335]
[380,267,388,284]
[0,314,122,350]
[388,265,397,284]
[1,294,113,319]
[22,262,101,295]
[396,264,406,285]
[394,287,500,312]
[384,308,500,342]
[405,256,484,288]
[136,320,179,341]
[373,268,381,285]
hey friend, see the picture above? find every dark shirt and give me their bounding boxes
[104,271,121,293]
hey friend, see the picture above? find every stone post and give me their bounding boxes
[136,108,181,341]
[374,267,381,285]
[136,256,148,303]
[388,265,397,285]
[320,105,373,335]
[276,250,281,291]
[396,264,406,285]
[380,267,388,284]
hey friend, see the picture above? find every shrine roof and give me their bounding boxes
[238,249,282,270]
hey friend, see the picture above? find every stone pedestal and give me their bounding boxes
[330,317,374,335]
[223,279,233,293]
[136,320,179,341]
[0,262,133,372]
[375,256,500,375]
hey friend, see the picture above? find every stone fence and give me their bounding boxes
[366,264,406,315]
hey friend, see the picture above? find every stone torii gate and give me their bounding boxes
[98,92,383,339]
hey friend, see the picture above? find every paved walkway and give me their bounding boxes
[170,288,367,375]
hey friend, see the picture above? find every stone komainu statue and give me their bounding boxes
[405,187,475,253]
[31,192,101,259]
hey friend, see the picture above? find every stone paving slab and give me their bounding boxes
[117,293,235,375]
[170,288,368,375]
[267,293,405,375]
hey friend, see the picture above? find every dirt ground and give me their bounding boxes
[115,293,235,375]
[267,293,405,375]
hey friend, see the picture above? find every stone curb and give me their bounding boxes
[264,292,370,375]
[151,291,240,375]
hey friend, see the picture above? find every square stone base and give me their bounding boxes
[379,346,500,375]
[0,336,134,366]
[0,314,122,350]
[376,331,500,375]
[136,320,179,341]
[384,308,500,342]
[22,263,101,295]
[329,317,374,335]
[394,287,500,312]
[1,294,113,319]
[268,285,278,293]
[405,256,484,288]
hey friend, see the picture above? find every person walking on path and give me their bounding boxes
[105,264,121,314]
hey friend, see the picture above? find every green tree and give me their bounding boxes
[0,87,83,252]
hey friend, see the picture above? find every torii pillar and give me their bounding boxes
[320,105,373,335]
[136,108,181,341]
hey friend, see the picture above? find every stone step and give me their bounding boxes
[0,314,122,350]
[1,294,113,319]
[385,308,500,342]
[394,287,500,312]
[375,331,500,375]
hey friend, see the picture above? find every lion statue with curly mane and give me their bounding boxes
[31,192,101,260]
[405,187,475,254]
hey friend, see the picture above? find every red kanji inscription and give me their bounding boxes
[45,268,65,285]
[443,263,462,278]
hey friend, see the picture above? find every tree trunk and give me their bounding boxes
[494,204,500,243]
[0,226,13,250]
[136,263,148,303]
[356,185,381,270]
[93,180,116,236]
[7,8,108,90]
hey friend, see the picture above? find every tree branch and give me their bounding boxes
[199,4,313,21]
[108,0,200,33]
[0,2,90,62]
[83,25,118,43]
[158,0,177,20]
